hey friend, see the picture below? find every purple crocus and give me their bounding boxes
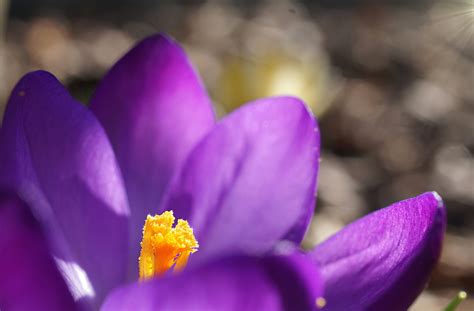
[0,34,445,311]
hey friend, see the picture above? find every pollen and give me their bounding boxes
[316,297,326,309]
[138,211,199,280]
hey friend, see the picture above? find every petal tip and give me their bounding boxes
[430,191,444,209]
[9,70,61,101]
[264,95,319,133]
[17,70,57,85]
[137,32,182,55]
[271,95,314,115]
[281,95,320,136]
[155,32,176,44]
[4,70,65,122]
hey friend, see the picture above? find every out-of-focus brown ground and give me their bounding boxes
[0,0,472,309]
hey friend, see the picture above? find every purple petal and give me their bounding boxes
[310,192,446,311]
[0,71,130,307]
[101,254,323,311]
[161,96,320,261]
[89,34,215,268]
[0,191,78,311]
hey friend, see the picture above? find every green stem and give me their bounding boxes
[443,291,468,311]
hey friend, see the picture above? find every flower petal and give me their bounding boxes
[0,71,130,307]
[161,96,320,261]
[89,34,215,266]
[310,192,446,311]
[0,191,78,311]
[101,254,323,311]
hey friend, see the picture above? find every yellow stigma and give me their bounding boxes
[139,211,198,280]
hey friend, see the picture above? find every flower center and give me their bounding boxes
[138,211,198,280]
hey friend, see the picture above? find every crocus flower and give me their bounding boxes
[0,33,322,311]
[0,33,445,311]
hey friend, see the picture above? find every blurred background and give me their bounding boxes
[0,0,472,309]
